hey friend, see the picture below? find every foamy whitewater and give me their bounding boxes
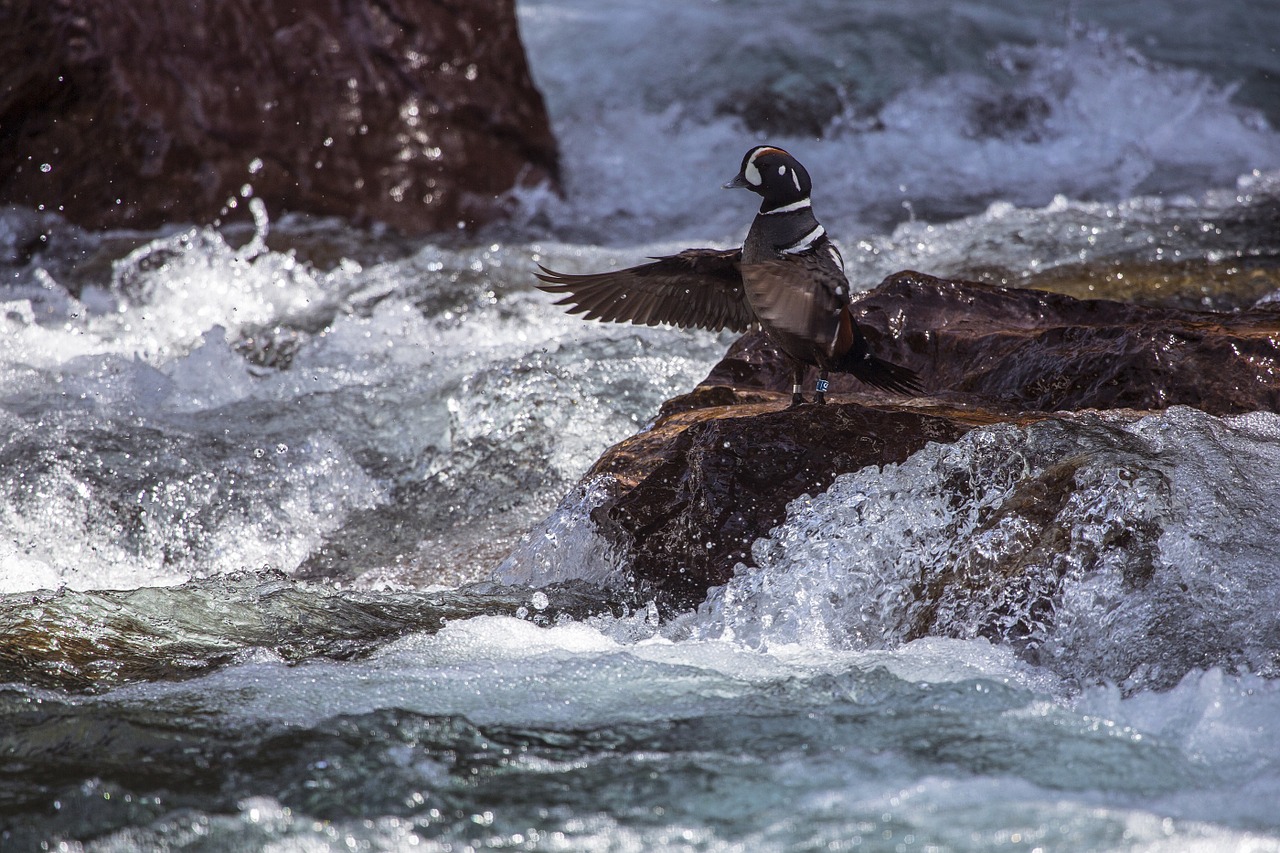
[3,0,1280,849]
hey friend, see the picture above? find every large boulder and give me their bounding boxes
[709,270,1280,414]
[569,272,1280,609]
[0,0,558,234]
[587,395,989,608]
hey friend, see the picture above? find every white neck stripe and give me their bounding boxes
[761,198,811,215]
[782,224,825,254]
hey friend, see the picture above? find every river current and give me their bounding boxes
[4,0,1280,850]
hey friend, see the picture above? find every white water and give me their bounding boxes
[0,214,734,593]
[64,620,1280,851]
[698,408,1280,688]
[514,0,1280,243]
[4,0,1280,849]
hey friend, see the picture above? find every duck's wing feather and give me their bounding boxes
[535,248,756,333]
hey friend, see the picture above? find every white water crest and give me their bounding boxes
[695,408,1280,689]
[29,617,1280,852]
[0,210,732,593]
[516,0,1280,243]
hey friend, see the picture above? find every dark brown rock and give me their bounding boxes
[579,272,1280,609]
[974,256,1280,313]
[0,0,558,233]
[708,270,1280,415]
[588,395,1012,609]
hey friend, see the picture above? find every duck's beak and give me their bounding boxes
[722,173,749,190]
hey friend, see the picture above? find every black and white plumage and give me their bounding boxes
[536,145,921,406]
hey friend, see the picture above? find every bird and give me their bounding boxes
[535,145,921,406]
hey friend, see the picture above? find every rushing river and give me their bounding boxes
[4,0,1280,850]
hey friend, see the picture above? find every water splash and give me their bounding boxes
[0,215,734,591]
[494,476,629,588]
[696,407,1280,690]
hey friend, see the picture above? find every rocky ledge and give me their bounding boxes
[514,270,1280,610]
[0,0,557,234]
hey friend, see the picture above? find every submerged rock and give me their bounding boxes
[535,272,1280,611]
[0,572,620,692]
[700,405,1280,689]
[0,0,558,234]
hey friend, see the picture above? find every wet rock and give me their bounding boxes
[588,396,1000,609]
[716,78,847,137]
[0,572,621,692]
[0,0,558,234]
[568,272,1280,610]
[967,92,1053,142]
[961,256,1280,313]
[903,447,1167,650]
[711,270,1280,415]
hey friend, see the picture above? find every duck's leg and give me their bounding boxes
[814,371,830,405]
[788,362,806,408]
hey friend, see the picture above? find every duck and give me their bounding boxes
[535,145,921,406]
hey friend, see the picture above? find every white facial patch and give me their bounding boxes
[743,146,780,187]
[778,165,787,175]
[791,169,802,192]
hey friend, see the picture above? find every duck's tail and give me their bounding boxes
[837,350,922,395]
[832,313,922,395]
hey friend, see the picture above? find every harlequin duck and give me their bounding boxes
[536,145,921,406]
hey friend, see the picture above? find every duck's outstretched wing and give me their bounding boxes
[535,248,756,333]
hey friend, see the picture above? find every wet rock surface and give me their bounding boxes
[0,0,558,234]
[590,398,993,609]
[710,270,1280,414]
[577,272,1280,609]
[0,573,620,693]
